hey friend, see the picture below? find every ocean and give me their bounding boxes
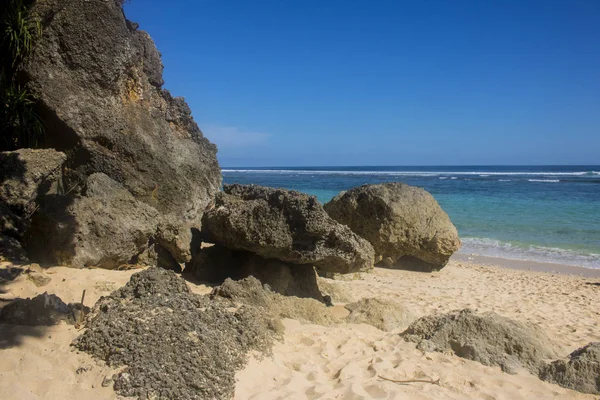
[222,166,600,269]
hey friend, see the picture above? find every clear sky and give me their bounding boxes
[124,0,600,167]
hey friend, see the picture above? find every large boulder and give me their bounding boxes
[24,173,159,269]
[402,309,559,374]
[540,342,600,395]
[0,149,66,260]
[187,245,325,301]
[324,182,461,272]
[202,184,375,274]
[22,0,221,265]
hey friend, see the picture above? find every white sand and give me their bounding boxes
[1,260,599,399]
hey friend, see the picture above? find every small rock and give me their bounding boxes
[27,272,51,287]
[345,298,414,331]
[76,366,90,374]
[101,375,113,387]
[26,263,43,273]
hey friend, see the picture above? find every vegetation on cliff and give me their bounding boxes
[0,0,43,151]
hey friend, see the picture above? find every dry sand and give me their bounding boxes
[1,259,599,399]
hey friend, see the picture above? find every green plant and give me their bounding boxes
[0,72,43,149]
[1,0,41,69]
[0,0,43,151]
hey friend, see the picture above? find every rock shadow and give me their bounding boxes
[0,153,29,262]
[0,265,24,295]
[377,255,443,273]
[0,324,49,349]
[21,103,86,266]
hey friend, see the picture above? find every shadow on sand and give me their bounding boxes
[0,265,52,349]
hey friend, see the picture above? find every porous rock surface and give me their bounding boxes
[25,173,159,269]
[22,0,221,266]
[402,309,558,374]
[73,267,277,400]
[324,182,461,271]
[212,277,340,326]
[0,149,66,260]
[345,297,414,331]
[187,244,325,301]
[540,342,600,395]
[202,184,375,274]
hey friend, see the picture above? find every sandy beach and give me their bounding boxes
[1,258,598,400]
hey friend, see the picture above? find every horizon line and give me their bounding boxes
[220,164,600,169]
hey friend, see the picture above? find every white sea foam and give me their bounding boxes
[528,179,560,183]
[222,169,599,177]
[498,179,511,182]
[459,237,600,269]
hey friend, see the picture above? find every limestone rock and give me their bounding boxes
[23,0,221,264]
[316,277,356,303]
[402,309,558,374]
[25,173,159,269]
[345,298,414,331]
[187,245,324,301]
[212,276,339,326]
[0,149,66,260]
[26,272,51,287]
[540,342,600,395]
[0,149,66,217]
[324,182,461,272]
[202,184,375,274]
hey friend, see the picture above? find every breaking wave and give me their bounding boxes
[459,237,600,270]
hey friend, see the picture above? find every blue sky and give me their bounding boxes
[124,0,600,166]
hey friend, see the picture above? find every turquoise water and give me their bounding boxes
[222,166,600,269]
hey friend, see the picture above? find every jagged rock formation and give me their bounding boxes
[402,309,558,374]
[540,342,600,395]
[202,184,375,274]
[324,182,461,272]
[187,245,325,301]
[0,149,66,260]
[18,0,221,267]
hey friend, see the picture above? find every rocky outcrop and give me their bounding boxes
[540,342,600,395]
[0,149,66,260]
[25,173,159,269]
[19,0,221,266]
[187,245,324,301]
[324,182,461,272]
[202,184,375,274]
[402,309,559,374]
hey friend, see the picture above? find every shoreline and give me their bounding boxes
[452,253,600,278]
